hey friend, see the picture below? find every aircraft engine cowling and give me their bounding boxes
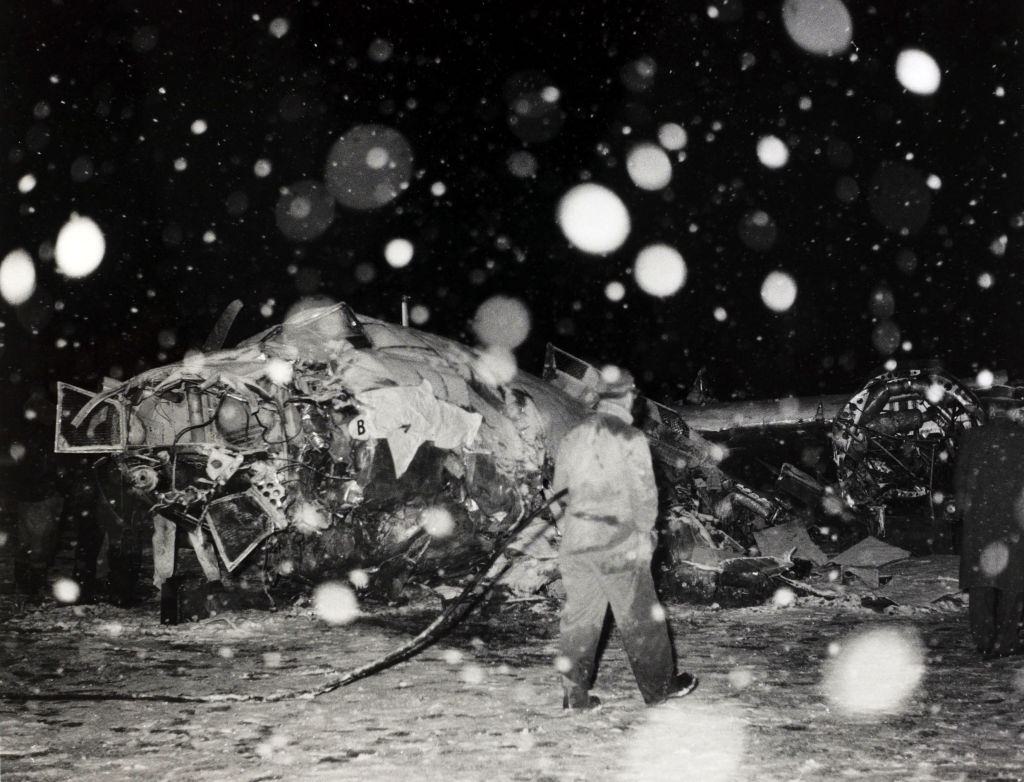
[831,364,986,509]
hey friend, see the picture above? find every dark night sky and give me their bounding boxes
[2,0,1023,450]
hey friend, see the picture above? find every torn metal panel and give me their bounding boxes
[206,491,283,571]
[752,521,828,566]
[55,383,127,453]
[355,380,483,477]
[829,536,910,568]
[876,555,962,606]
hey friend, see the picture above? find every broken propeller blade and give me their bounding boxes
[203,299,244,352]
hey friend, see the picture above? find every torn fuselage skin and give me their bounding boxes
[56,305,584,601]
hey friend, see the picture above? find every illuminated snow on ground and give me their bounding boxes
[823,627,925,715]
[54,213,105,278]
[618,702,745,782]
[557,183,631,255]
[3,598,1024,779]
[0,249,36,305]
[896,49,942,95]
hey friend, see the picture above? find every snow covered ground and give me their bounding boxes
[2,595,1023,781]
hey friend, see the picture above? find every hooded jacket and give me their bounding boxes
[552,401,659,563]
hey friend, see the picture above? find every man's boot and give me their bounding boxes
[562,681,601,711]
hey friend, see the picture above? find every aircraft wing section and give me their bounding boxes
[679,394,849,433]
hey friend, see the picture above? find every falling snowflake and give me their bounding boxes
[55,213,105,278]
[557,183,630,255]
[823,627,925,715]
[896,49,941,95]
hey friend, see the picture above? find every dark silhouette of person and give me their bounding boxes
[955,412,1024,656]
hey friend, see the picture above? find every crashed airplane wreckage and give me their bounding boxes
[685,363,1024,550]
[55,301,787,612]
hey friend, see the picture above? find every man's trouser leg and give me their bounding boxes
[186,525,222,583]
[16,495,64,594]
[603,560,676,704]
[993,589,1024,655]
[152,514,177,589]
[73,503,103,602]
[969,587,997,653]
[558,556,609,706]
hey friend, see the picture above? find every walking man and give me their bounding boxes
[551,368,697,709]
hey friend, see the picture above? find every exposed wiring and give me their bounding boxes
[257,400,302,446]
[168,410,219,491]
[270,458,350,482]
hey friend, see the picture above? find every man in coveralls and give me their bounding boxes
[551,368,698,709]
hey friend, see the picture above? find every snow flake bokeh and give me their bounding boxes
[54,214,105,278]
[324,124,413,210]
[0,249,36,306]
[822,627,925,716]
[557,183,631,255]
[312,581,361,625]
[472,295,531,349]
[618,702,746,782]
[626,143,673,190]
[634,244,687,298]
